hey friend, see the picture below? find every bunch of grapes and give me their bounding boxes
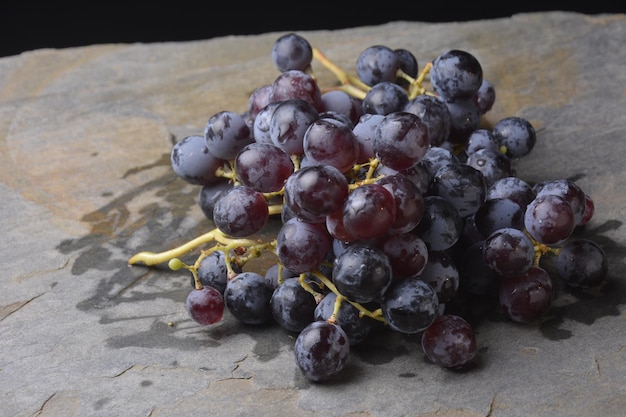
[129,33,608,383]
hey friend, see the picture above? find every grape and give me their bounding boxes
[394,48,418,87]
[294,321,350,382]
[473,197,524,237]
[246,84,273,122]
[287,164,349,217]
[197,178,234,220]
[381,277,439,334]
[269,98,319,155]
[204,110,253,160]
[445,98,482,145]
[271,277,317,332]
[421,314,477,368]
[302,117,359,173]
[314,292,371,346]
[380,232,429,280]
[429,49,483,101]
[362,82,409,115]
[556,239,608,289]
[498,266,553,323]
[234,142,294,193]
[276,218,331,274]
[185,286,225,325]
[524,194,575,245]
[403,94,451,147]
[355,44,400,86]
[332,242,392,303]
[414,195,463,251]
[485,176,536,210]
[194,250,241,294]
[533,179,587,225]
[474,79,496,114]
[170,135,224,186]
[272,32,313,72]
[342,183,396,240]
[374,111,429,171]
[465,129,499,155]
[224,272,274,324]
[429,162,486,218]
[376,173,424,234]
[212,185,269,237]
[466,148,513,188]
[321,90,362,126]
[483,227,535,277]
[418,250,459,304]
[419,145,458,179]
[252,101,280,144]
[492,116,536,159]
[352,113,384,163]
[269,69,323,112]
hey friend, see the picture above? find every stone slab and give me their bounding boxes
[1,11,625,417]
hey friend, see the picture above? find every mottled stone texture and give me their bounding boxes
[1,12,625,417]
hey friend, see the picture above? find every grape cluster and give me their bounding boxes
[129,33,608,383]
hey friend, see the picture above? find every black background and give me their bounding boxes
[1,4,623,58]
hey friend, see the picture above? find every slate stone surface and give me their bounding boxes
[1,11,625,417]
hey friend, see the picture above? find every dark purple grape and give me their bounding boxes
[380,232,429,279]
[465,129,499,155]
[332,242,392,303]
[269,98,319,155]
[234,142,293,192]
[498,266,553,323]
[224,272,274,324]
[376,173,425,234]
[524,194,575,245]
[288,164,349,217]
[314,292,371,346]
[302,117,359,173]
[534,179,587,226]
[247,84,273,122]
[342,183,396,240]
[252,101,281,144]
[170,135,225,185]
[271,32,313,72]
[374,111,429,171]
[194,250,241,294]
[473,197,524,237]
[413,195,463,251]
[429,162,486,218]
[264,263,298,289]
[418,250,459,304]
[474,79,496,114]
[445,98,482,145]
[394,48,418,88]
[381,277,439,334]
[271,277,317,332]
[421,314,477,368]
[269,69,323,112]
[355,45,400,86]
[492,116,536,159]
[556,239,608,289]
[212,185,269,237]
[418,145,458,179]
[186,286,225,325]
[352,113,384,163]
[321,90,362,126]
[466,148,513,188]
[294,321,350,382]
[485,176,536,210]
[579,193,595,225]
[197,179,234,220]
[204,111,253,160]
[403,94,451,147]
[362,82,409,115]
[429,49,483,101]
[483,227,535,277]
[276,218,331,274]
